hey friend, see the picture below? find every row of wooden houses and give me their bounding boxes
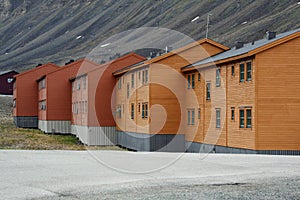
[12,28,300,155]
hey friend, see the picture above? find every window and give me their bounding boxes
[231,107,235,120]
[40,100,46,110]
[127,84,130,98]
[216,109,221,128]
[198,108,201,119]
[142,102,148,118]
[240,63,245,82]
[131,103,134,119]
[138,103,141,113]
[246,109,252,128]
[191,74,195,89]
[82,76,87,89]
[142,70,148,84]
[142,71,145,84]
[187,110,190,125]
[145,70,148,84]
[187,109,195,125]
[191,109,195,125]
[216,68,221,87]
[206,82,211,100]
[77,81,81,90]
[187,75,191,89]
[239,110,245,128]
[139,71,141,80]
[118,77,122,89]
[131,73,134,88]
[39,79,46,90]
[198,72,201,81]
[145,103,148,118]
[246,62,252,81]
[231,65,235,76]
[7,78,13,83]
[117,105,122,118]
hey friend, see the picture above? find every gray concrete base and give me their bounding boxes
[13,116,38,128]
[116,131,185,152]
[38,120,71,134]
[71,125,116,146]
[185,141,300,155]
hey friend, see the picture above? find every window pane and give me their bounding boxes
[192,74,195,89]
[231,108,235,120]
[145,103,148,118]
[216,69,221,87]
[198,108,201,119]
[127,84,130,98]
[216,109,220,128]
[145,70,148,83]
[131,74,134,88]
[191,110,195,125]
[131,104,134,119]
[240,63,245,82]
[187,110,190,125]
[187,75,191,89]
[247,62,252,81]
[206,83,211,100]
[240,110,245,128]
[231,66,235,76]
[246,109,252,128]
[198,73,201,81]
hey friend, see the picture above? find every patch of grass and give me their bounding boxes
[0,124,125,151]
[0,96,124,151]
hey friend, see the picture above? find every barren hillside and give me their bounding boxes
[0,0,300,71]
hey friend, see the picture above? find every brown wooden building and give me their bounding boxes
[13,63,60,128]
[182,29,300,154]
[113,39,229,151]
[0,70,19,95]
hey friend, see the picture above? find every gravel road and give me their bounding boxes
[0,150,299,200]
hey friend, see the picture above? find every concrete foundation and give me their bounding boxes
[13,116,38,128]
[185,141,300,155]
[116,131,185,152]
[71,125,116,146]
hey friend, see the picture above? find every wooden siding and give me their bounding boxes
[226,59,256,149]
[13,64,60,117]
[88,54,145,127]
[115,67,150,134]
[71,76,88,126]
[115,40,227,137]
[256,36,300,150]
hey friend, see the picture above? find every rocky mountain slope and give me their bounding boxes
[0,0,300,71]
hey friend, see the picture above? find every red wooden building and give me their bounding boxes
[13,64,60,128]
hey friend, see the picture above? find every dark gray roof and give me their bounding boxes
[0,70,17,76]
[185,28,300,68]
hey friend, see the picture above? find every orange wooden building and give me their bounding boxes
[70,53,145,145]
[13,63,60,128]
[113,39,229,151]
[37,59,98,134]
[182,29,300,154]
